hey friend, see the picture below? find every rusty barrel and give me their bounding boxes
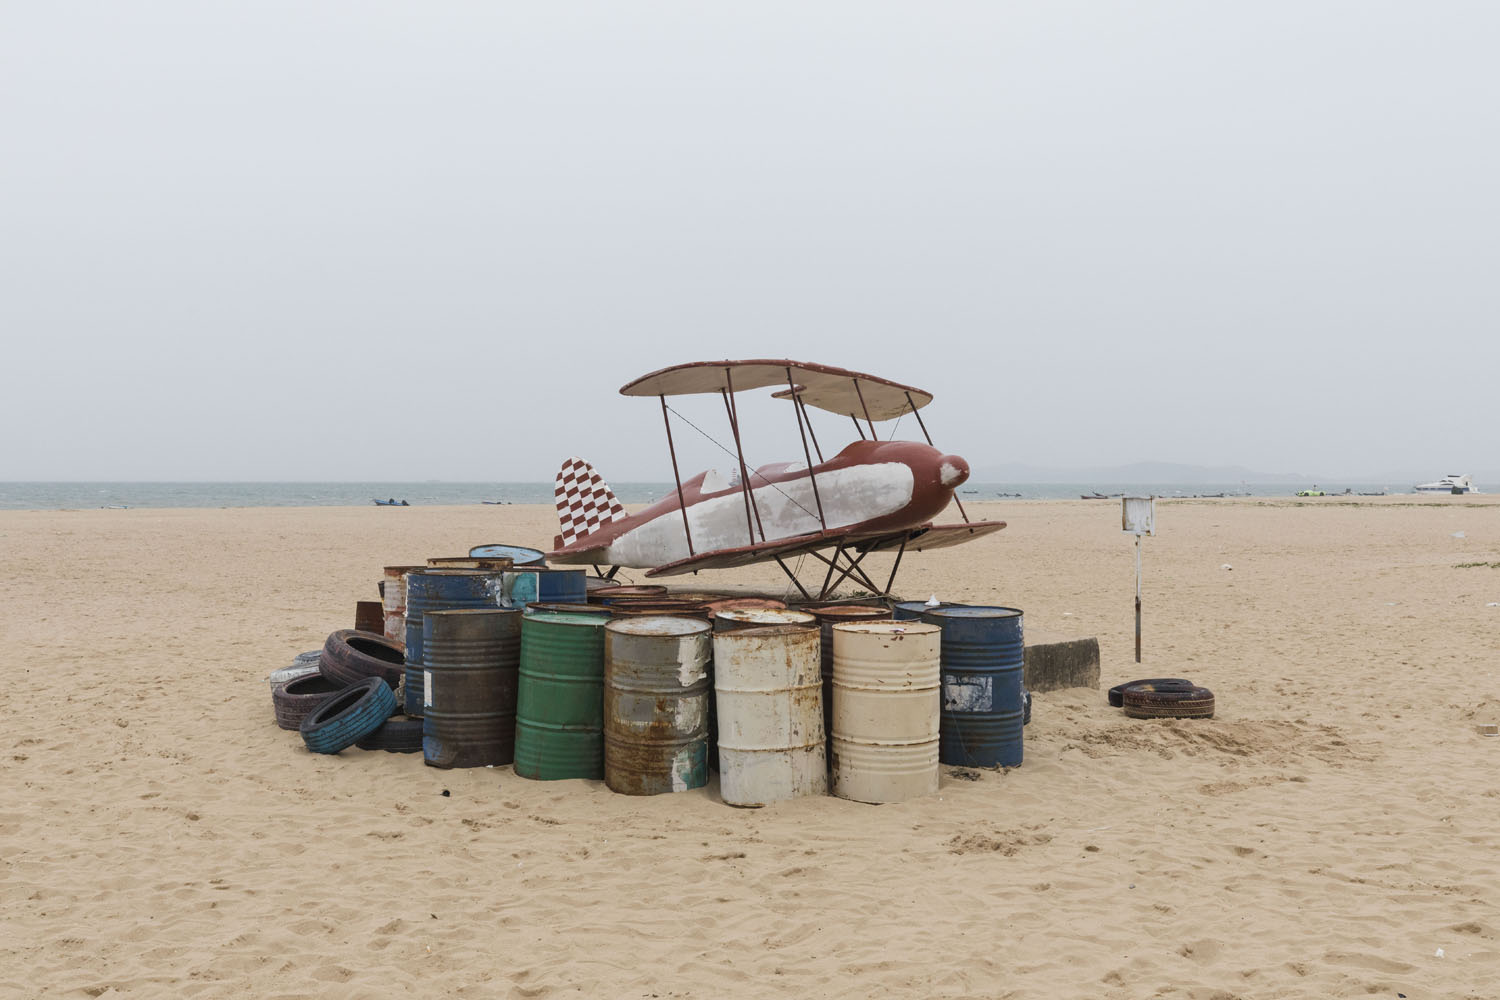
[712,625,826,807]
[427,556,515,570]
[701,597,787,617]
[893,600,969,621]
[355,599,385,635]
[603,617,711,795]
[420,608,522,768]
[711,608,816,632]
[809,606,894,753]
[382,565,425,644]
[513,612,607,780]
[402,570,504,716]
[830,622,942,803]
[589,585,669,604]
[923,606,1025,768]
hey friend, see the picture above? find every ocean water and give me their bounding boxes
[0,481,1411,511]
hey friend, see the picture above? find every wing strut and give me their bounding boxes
[659,395,695,557]
[798,397,825,462]
[906,390,970,525]
[720,374,763,544]
[786,365,827,533]
[852,379,878,438]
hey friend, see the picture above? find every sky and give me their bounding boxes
[2,2,1496,482]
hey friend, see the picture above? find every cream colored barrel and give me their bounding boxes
[382,565,425,644]
[712,625,827,807]
[830,621,941,804]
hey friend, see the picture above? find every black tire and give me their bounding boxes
[356,714,424,753]
[272,673,344,731]
[1108,677,1195,708]
[320,629,404,689]
[1122,685,1215,719]
[300,677,397,754]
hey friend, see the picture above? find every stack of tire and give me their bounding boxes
[269,630,424,754]
[1107,678,1215,719]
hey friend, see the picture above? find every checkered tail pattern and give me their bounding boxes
[555,456,627,548]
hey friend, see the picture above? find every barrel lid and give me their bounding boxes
[382,564,428,576]
[701,597,788,614]
[526,602,611,616]
[409,568,499,577]
[469,543,546,565]
[714,609,816,626]
[426,607,521,618]
[895,600,968,612]
[606,616,712,637]
[807,605,891,621]
[524,611,607,628]
[832,620,936,635]
[924,605,1023,620]
[426,557,515,569]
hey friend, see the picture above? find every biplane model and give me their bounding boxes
[545,360,1006,600]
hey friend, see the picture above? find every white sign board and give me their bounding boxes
[1122,496,1156,536]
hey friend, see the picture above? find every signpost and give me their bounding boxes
[1121,496,1156,663]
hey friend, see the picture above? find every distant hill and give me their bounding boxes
[970,461,1309,484]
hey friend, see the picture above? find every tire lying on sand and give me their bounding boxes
[268,651,324,688]
[272,673,345,731]
[1122,685,1215,720]
[320,629,405,689]
[300,677,398,754]
[356,714,424,753]
[1107,677,1196,708]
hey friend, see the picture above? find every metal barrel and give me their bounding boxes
[382,565,425,644]
[830,622,942,803]
[809,606,895,749]
[589,585,669,604]
[402,570,505,716]
[922,606,1025,768]
[893,600,969,621]
[427,557,515,570]
[700,597,787,616]
[421,608,522,769]
[712,625,827,807]
[503,568,587,608]
[469,543,547,566]
[712,608,817,632]
[524,602,613,618]
[513,612,607,780]
[603,617,711,795]
[355,600,384,635]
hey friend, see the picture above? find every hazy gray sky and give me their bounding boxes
[3,2,1495,482]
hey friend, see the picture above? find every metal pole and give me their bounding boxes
[799,398,825,463]
[787,367,827,532]
[720,380,762,544]
[850,414,866,439]
[660,395,695,557]
[852,379,877,439]
[1135,534,1142,663]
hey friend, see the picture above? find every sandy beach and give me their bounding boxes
[4,496,1499,999]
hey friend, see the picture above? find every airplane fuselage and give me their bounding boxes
[549,439,969,569]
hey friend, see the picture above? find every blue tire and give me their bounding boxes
[299,677,396,754]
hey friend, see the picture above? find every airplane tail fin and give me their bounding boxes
[554,456,628,549]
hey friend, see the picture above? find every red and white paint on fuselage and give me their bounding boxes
[550,440,970,570]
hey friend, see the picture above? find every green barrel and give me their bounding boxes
[514,612,607,780]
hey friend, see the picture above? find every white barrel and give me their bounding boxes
[713,625,827,807]
[382,565,423,644]
[831,621,941,804]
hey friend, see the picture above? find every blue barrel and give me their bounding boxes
[503,568,587,608]
[469,543,547,566]
[893,600,969,621]
[403,570,504,716]
[923,606,1024,768]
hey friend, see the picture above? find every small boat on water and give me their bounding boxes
[1295,488,1326,497]
[1414,474,1480,495]
[1080,491,1124,500]
[372,498,410,506]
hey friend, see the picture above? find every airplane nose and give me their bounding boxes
[938,455,970,489]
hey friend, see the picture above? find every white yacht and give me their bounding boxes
[1413,473,1480,494]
